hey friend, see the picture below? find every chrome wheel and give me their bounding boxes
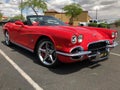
[37,39,58,67]
[5,31,10,46]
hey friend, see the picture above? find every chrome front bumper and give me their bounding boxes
[56,41,118,58]
[56,51,91,57]
[107,41,118,48]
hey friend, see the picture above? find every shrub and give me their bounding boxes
[88,22,98,27]
[88,22,109,28]
[98,23,108,28]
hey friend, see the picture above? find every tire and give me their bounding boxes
[36,38,59,67]
[5,31,11,46]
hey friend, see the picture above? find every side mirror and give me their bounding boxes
[15,21,24,26]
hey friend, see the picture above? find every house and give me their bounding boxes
[45,9,91,26]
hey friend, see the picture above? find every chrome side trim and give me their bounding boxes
[107,41,118,48]
[56,51,91,57]
[11,41,34,52]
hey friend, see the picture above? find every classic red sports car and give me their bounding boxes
[3,15,118,67]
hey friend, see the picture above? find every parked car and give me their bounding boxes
[79,19,105,26]
[2,15,118,67]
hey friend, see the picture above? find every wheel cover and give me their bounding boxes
[38,41,57,66]
[5,32,10,45]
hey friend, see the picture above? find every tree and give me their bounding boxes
[114,19,120,27]
[0,13,3,21]
[63,3,83,25]
[12,14,25,21]
[19,0,47,15]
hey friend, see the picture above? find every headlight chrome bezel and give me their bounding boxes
[78,34,83,43]
[112,32,115,38]
[112,32,118,38]
[71,35,77,44]
[71,34,83,44]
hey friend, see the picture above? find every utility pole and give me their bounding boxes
[20,0,23,20]
[93,6,99,20]
[96,9,98,20]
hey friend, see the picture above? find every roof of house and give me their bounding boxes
[45,9,58,13]
[45,9,89,14]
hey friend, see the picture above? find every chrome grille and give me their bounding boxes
[88,41,109,60]
[88,41,107,52]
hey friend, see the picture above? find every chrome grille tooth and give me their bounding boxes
[88,41,107,52]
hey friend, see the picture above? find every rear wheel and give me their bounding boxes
[36,38,59,67]
[5,31,11,46]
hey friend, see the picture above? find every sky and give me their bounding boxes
[0,0,120,22]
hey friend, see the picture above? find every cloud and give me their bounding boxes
[77,0,95,5]
[46,0,73,12]
[0,0,4,3]
[0,0,21,17]
[100,0,116,5]
[0,0,120,20]
[79,0,120,19]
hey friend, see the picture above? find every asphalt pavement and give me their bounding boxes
[0,26,120,90]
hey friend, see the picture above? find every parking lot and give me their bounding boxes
[0,26,120,90]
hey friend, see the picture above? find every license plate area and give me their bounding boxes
[89,50,109,61]
[99,51,108,58]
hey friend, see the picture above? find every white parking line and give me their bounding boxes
[0,49,43,90]
[111,52,120,57]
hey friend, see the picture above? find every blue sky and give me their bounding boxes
[5,0,10,3]
[0,0,120,21]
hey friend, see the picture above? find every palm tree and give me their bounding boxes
[63,3,83,25]
[19,0,47,15]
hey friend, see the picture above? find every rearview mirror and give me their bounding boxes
[65,22,69,25]
[15,21,24,26]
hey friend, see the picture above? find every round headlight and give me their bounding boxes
[112,32,115,38]
[71,35,77,44]
[78,34,83,43]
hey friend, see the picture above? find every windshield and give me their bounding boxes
[27,16,66,26]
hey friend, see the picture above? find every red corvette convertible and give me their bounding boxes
[3,15,118,67]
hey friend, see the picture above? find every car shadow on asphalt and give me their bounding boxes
[49,60,105,75]
[1,41,107,75]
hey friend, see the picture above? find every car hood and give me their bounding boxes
[45,26,109,41]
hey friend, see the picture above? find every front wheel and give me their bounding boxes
[36,39,59,67]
